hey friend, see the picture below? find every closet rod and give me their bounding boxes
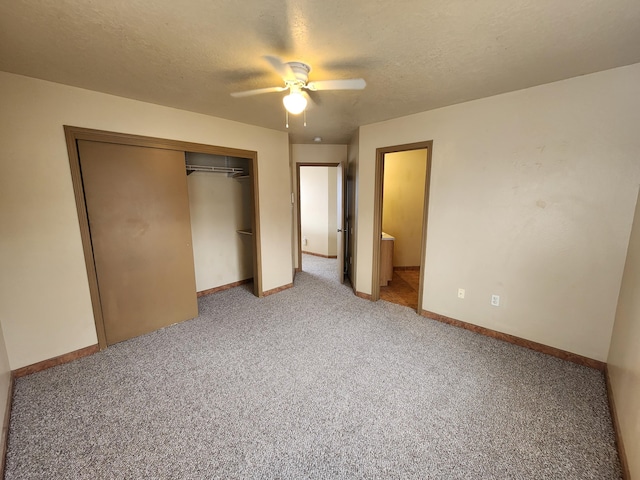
[185,165,244,174]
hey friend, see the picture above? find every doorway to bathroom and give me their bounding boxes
[372,141,433,314]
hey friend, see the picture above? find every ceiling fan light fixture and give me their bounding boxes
[283,91,307,114]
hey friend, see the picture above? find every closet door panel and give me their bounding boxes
[78,140,197,345]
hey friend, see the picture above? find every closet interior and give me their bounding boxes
[185,152,255,295]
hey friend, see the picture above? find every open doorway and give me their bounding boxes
[296,162,345,283]
[372,141,433,314]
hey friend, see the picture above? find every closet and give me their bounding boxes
[185,152,255,295]
[65,126,260,349]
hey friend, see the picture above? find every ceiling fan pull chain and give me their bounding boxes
[304,110,307,127]
[285,110,289,129]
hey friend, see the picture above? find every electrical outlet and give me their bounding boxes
[491,294,500,307]
[458,288,465,299]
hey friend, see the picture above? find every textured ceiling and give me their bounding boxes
[1,1,639,144]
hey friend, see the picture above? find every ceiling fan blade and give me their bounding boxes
[230,86,287,98]
[302,91,317,109]
[306,78,366,91]
[263,55,296,82]
[303,90,321,107]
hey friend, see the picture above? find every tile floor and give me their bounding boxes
[379,269,420,310]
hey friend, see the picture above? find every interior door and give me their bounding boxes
[337,162,345,283]
[78,140,198,345]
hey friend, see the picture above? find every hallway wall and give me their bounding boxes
[300,167,338,257]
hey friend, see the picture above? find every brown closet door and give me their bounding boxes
[78,140,198,345]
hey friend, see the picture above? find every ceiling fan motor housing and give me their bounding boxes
[286,62,312,87]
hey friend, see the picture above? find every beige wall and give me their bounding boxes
[300,167,330,256]
[0,71,292,369]
[300,167,338,257]
[291,144,347,267]
[608,188,640,478]
[187,172,253,291]
[382,149,427,267]
[355,63,640,361]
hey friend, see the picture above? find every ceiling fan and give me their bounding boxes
[231,55,366,115]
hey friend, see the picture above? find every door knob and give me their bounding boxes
[337,229,343,232]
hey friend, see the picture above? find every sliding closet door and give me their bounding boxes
[78,140,198,345]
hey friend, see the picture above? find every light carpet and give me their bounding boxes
[5,255,621,479]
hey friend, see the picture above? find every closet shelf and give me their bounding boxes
[186,165,245,176]
[237,229,253,236]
